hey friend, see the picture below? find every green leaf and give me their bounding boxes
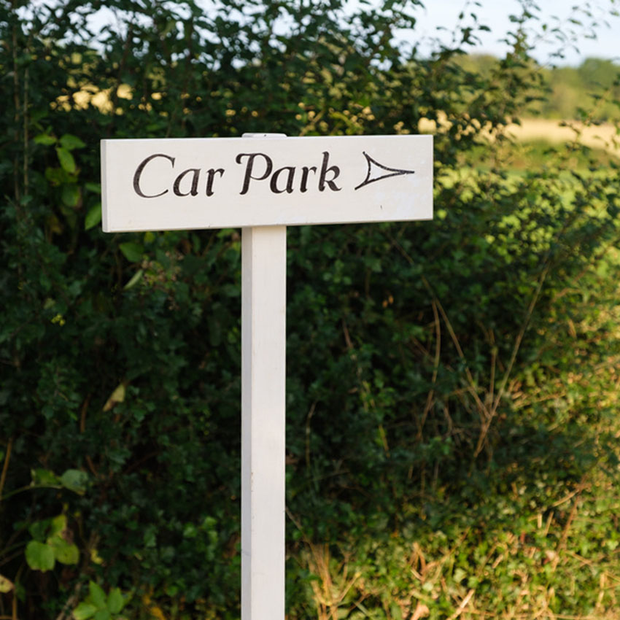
[62,183,80,207]
[103,384,126,411]
[89,581,107,608]
[124,269,143,290]
[49,514,67,537]
[25,541,55,572]
[50,537,79,565]
[28,519,51,542]
[107,588,125,614]
[0,574,14,593]
[56,147,76,173]
[60,469,88,494]
[34,133,57,145]
[85,182,101,193]
[45,165,69,186]
[73,603,98,620]
[85,204,102,230]
[94,610,111,620]
[31,468,61,487]
[60,134,86,150]
[119,242,144,263]
[390,603,403,620]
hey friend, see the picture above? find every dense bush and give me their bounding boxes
[1,0,620,618]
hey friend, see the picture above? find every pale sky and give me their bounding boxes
[413,0,620,65]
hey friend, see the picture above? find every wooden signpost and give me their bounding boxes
[101,133,433,620]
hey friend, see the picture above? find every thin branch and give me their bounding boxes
[475,264,550,457]
[448,589,475,620]
[0,439,13,507]
[422,276,489,423]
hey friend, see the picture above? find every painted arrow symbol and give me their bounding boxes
[354,151,416,191]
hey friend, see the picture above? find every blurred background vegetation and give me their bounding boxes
[460,54,620,122]
[1,0,620,619]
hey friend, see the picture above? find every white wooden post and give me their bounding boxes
[241,225,287,620]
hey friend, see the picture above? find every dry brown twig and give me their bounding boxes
[0,439,13,508]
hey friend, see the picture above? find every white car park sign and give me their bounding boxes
[101,133,433,620]
[102,134,432,231]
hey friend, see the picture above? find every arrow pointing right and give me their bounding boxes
[354,151,416,191]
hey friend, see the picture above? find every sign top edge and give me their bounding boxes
[100,134,433,143]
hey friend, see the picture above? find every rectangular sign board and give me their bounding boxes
[102,134,432,232]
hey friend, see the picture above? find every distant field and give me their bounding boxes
[419,116,619,157]
[510,118,619,154]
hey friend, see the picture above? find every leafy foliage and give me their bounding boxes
[73,581,128,620]
[1,0,620,618]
